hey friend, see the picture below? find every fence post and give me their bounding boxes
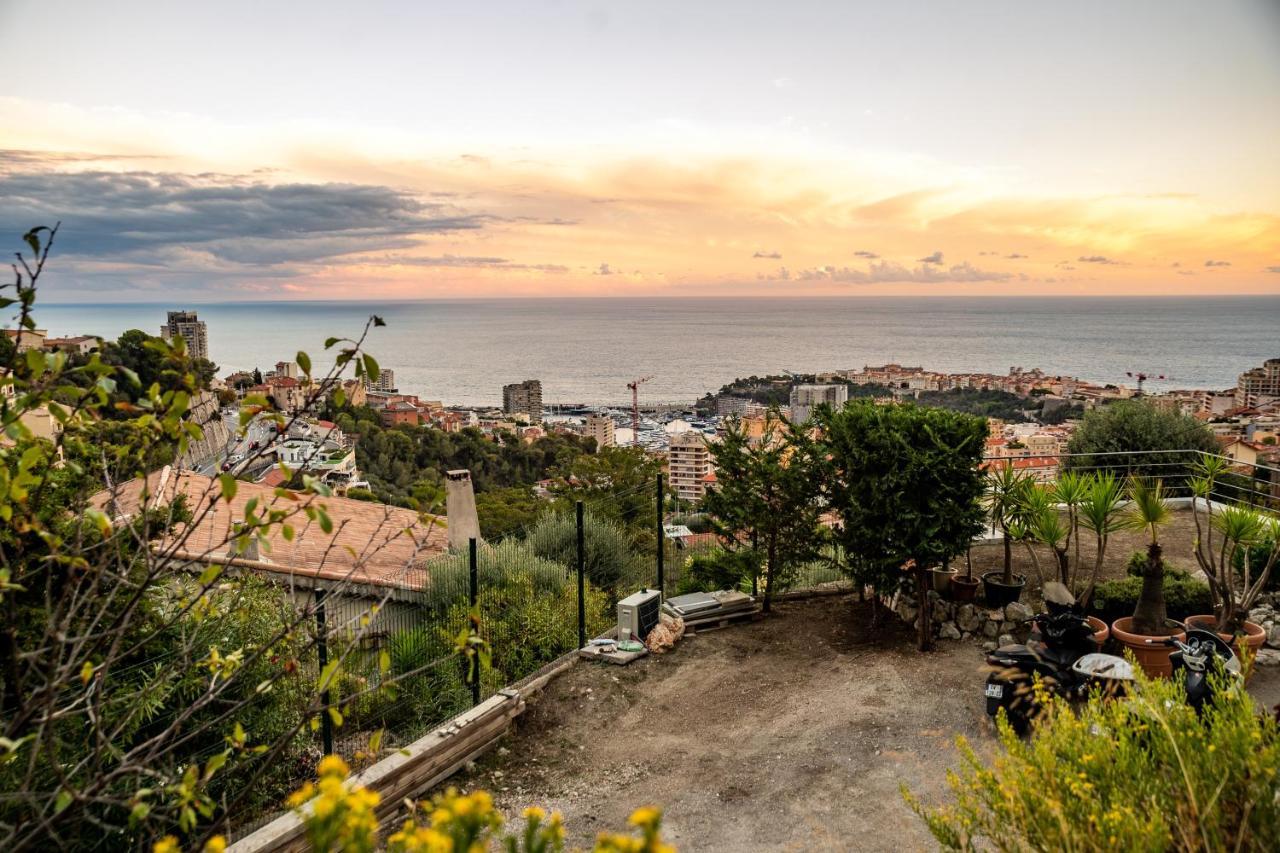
[576,500,586,649]
[656,474,665,598]
[469,537,480,707]
[314,588,333,756]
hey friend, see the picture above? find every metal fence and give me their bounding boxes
[248,447,1280,813]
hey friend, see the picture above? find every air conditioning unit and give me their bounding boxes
[617,589,662,642]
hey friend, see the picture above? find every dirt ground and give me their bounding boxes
[967,508,1205,604]
[454,594,1280,852]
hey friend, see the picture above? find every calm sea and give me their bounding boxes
[26,297,1280,407]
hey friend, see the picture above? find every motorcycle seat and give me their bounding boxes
[989,643,1037,664]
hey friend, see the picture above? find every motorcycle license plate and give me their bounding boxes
[985,683,1004,699]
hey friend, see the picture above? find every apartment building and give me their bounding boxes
[585,413,616,449]
[667,430,714,502]
[160,311,209,361]
[1236,358,1280,408]
[366,369,398,393]
[789,384,848,424]
[502,379,543,423]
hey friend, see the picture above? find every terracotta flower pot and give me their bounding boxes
[1110,616,1185,678]
[951,575,979,602]
[1184,615,1266,671]
[1086,615,1110,650]
[981,572,1025,608]
[930,567,957,596]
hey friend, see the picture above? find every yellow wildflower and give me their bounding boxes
[317,754,350,778]
[628,806,661,828]
[152,837,180,853]
[202,836,227,853]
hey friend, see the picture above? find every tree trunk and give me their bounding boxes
[763,538,777,613]
[1002,532,1013,584]
[916,561,934,652]
[1132,543,1167,635]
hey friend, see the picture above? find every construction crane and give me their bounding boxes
[626,375,653,446]
[1125,370,1172,396]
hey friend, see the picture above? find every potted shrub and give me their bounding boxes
[1187,456,1278,660]
[1110,477,1184,676]
[981,463,1031,607]
[951,548,980,602]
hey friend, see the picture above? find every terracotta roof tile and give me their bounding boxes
[94,469,445,591]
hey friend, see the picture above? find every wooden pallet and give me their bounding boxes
[682,606,763,633]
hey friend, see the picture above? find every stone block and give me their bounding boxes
[1005,601,1034,622]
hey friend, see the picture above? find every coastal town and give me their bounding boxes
[6,310,1279,506]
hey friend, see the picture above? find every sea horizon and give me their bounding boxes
[24,296,1280,408]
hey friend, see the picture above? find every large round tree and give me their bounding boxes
[1064,399,1217,487]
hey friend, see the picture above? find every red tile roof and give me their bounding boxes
[94,469,446,591]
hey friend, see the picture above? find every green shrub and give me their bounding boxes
[906,669,1280,850]
[526,509,642,590]
[675,549,757,594]
[1090,557,1212,625]
[1233,536,1280,592]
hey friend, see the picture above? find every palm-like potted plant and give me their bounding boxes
[982,463,1034,606]
[1020,474,1118,647]
[1109,477,1185,676]
[1076,472,1126,646]
[1187,455,1279,657]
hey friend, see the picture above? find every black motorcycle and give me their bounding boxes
[984,583,1128,733]
[1151,628,1241,713]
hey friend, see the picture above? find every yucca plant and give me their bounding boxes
[1076,472,1126,608]
[1051,471,1089,581]
[988,463,1036,585]
[1126,476,1173,634]
[1190,453,1280,634]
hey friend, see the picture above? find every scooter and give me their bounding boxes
[984,583,1131,733]
[1149,627,1241,713]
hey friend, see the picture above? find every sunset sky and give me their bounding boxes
[2,0,1279,300]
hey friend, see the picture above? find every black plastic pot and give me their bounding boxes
[981,571,1026,608]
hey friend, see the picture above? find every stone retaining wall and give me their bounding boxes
[889,587,1280,665]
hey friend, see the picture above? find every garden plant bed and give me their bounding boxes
[967,507,1206,606]
[449,593,1280,851]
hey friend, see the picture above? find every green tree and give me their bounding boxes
[819,401,987,651]
[1065,399,1217,486]
[475,486,547,538]
[701,414,824,612]
[549,446,664,555]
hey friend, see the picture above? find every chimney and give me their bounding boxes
[444,469,481,553]
[228,520,262,562]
